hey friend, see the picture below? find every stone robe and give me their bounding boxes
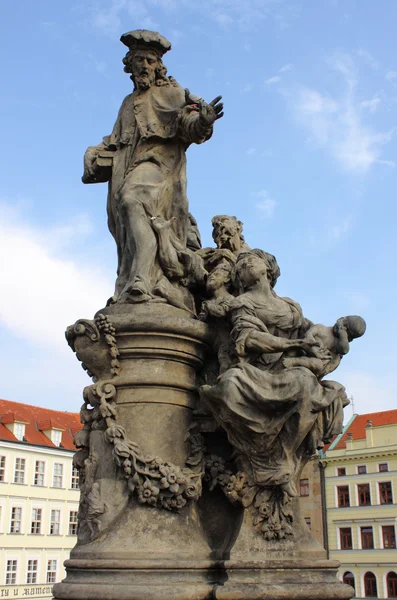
[86,80,212,300]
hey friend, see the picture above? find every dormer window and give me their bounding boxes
[14,423,25,441]
[52,430,62,447]
[1,414,28,441]
[37,420,64,446]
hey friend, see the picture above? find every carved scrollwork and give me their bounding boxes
[65,314,120,380]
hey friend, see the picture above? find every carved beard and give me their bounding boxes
[134,73,155,90]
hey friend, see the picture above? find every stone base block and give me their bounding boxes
[53,557,353,600]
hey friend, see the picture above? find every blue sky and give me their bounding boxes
[1,0,396,416]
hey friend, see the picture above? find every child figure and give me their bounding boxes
[282,315,366,378]
[199,260,236,374]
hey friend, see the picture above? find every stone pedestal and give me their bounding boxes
[53,304,353,600]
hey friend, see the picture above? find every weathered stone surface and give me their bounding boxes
[53,28,364,600]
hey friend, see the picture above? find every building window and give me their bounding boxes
[14,457,26,484]
[46,560,57,584]
[337,467,346,476]
[71,466,80,490]
[304,517,311,529]
[53,463,63,488]
[339,527,352,550]
[34,460,45,486]
[52,430,62,447]
[379,463,389,472]
[50,509,61,535]
[361,526,374,549]
[14,422,25,441]
[10,507,22,533]
[387,572,397,597]
[342,572,355,591]
[299,479,309,496]
[337,485,350,507]
[30,508,42,534]
[0,455,6,481]
[357,465,367,474]
[358,483,371,506]
[69,511,78,535]
[5,559,18,585]
[383,525,396,549]
[379,481,393,504]
[26,559,38,584]
[364,572,377,597]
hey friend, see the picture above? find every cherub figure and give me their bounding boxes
[199,259,236,374]
[282,315,366,378]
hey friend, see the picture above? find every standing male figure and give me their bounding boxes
[83,30,223,306]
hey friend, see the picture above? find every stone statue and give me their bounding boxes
[82,30,223,307]
[198,214,250,272]
[55,28,364,600]
[199,248,365,539]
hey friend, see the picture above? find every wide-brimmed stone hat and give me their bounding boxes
[120,29,171,56]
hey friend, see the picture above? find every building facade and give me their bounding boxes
[0,399,81,600]
[322,410,397,599]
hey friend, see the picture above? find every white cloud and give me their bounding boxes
[246,147,256,155]
[294,53,393,172]
[279,63,293,73]
[265,75,281,85]
[355,48,379,70]
[0,202,113,351]
[360,94,381,113]
[90,0,292,35]
[253,190,277,218]
[386,70,397,83]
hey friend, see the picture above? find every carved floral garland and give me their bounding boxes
[82,382,204,511]
[72,314,204,513]
[205,455,293,540]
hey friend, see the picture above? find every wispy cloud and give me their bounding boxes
[355,48,379,70]
[386,70,397,83]
[241,83,254,94]
[253,190,277,218]
[90,0,295,36]
[328,215,352,240]
[246,147,256,155]
[265,75,281,85]
[264,63,293,86]
[294,52,394,172]
[360,94,381,113]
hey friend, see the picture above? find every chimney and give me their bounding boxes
[365,419,374,448]
[346,431,354,450]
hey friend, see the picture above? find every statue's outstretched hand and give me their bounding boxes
[198,96,224,127]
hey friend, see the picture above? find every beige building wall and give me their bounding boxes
[0,439,79,599]
[323,419,397,599]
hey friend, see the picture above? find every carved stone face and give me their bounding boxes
[206,264,231,293]
[236,253,267,289]
[131,50,158,90]
[212,216,241,252]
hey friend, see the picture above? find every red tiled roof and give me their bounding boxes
[333,409,397,450]
[0,398,81,450]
